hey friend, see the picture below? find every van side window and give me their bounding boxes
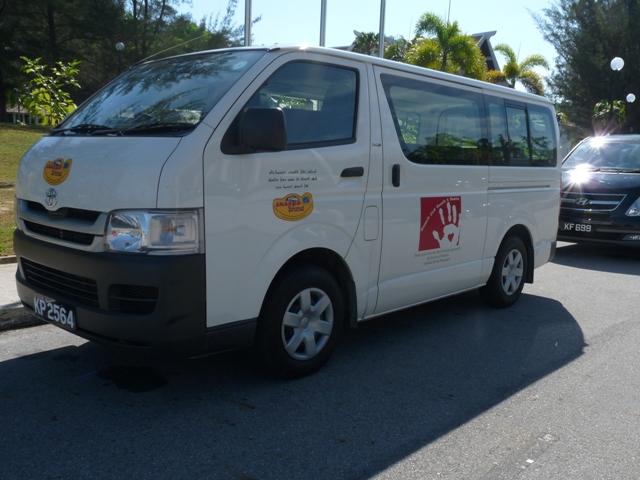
[484,96,509,165]
[249,62,357,148]
[527,104,557,166]
[505,106,531,165]
[380,74,488,165]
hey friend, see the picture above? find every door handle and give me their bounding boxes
[341,167,364,178]
[392,164,400,187]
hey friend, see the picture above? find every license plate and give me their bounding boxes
[561,222,592,233]
[33,295,76,331]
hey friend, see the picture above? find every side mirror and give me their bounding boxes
[241,107,287,152]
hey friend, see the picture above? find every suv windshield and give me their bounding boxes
[563,137,640,171]
[52,50,266,136]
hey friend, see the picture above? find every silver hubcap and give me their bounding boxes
[281,287,334,360]
[501,249,524,296]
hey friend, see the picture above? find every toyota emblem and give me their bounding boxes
[45,188,58,208]
[576,198,590,206]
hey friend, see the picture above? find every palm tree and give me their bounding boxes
[405,12,486,80]
[487,44,549,96]
[352,32,380,56]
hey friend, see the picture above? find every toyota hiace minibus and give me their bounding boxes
[14,46,561,377]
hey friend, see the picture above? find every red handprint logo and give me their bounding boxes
[419,196,461,251]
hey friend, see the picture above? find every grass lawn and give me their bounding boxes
[0,123,51,256]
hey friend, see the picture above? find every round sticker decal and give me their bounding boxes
[273,193,314,221]
[43,158,73,185]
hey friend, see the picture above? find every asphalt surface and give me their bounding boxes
[1,242,639,479]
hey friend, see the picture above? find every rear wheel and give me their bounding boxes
[480,236,527,308]
[258,266,344,378]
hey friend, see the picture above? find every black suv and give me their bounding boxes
[559,135,640,246]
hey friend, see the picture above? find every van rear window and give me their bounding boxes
[380,74,557,167]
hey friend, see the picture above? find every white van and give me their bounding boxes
[14,46,560,377]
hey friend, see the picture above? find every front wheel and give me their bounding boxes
[480,236,527,308]
[257,266,344,378]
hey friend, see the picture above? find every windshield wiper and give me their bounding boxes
[565,166,602,172]
[124,122,197,133]
[51,123,113,135]
[89,122,197,136]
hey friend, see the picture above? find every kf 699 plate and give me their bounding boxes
[561,222,592,233]
[33,295,76,331]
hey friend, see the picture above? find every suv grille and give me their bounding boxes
[22,259,99,307]
[561,192,626,212]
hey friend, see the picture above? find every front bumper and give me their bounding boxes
[14,230,212,355]
[558,215,640,246]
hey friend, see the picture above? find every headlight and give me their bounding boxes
[105,210,202,255]
[627,197,640,216]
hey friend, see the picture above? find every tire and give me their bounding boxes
[258,265,344,378]
[480,236,527,308]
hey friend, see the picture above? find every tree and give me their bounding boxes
[351,32,410,62]
[486,44,549,96]
[533,0,640,133]
[20,57,80,125]
[0,0,260,120]
[384,36,411,62]
[352,32,380,56]
[0,0,126,112]
[593,99,626,134]
[405,13,486,80]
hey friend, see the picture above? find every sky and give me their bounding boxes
[179,0,559,76]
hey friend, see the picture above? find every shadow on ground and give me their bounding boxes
[0,290,584,479]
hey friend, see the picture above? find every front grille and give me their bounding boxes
[561,192,626,212]
[108,285,159,315]
[23,220,95,245]
[22,259,99,307]
[26,201,102,222]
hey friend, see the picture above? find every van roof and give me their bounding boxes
[151,45,554,107]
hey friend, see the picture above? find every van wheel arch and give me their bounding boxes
[480,227,532,308]
[260,248,357,331]
[501,225,534,283]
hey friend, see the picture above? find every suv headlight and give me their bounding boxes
[105,209,202,254]
[627,197,640,216]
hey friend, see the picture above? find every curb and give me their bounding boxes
[0,255,45,331]
[0,311,44,331]
[0,255,17,265]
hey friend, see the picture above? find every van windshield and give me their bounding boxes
[52,50,266,136]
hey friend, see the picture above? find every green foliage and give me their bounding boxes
[534,0,640,132]
[0,123,50,256]
[486,44,549,96]
[0,0,258,120]
[486,69,507,85]
[406,13,487,80]
[351,32,410,62]
[593,99,626,133]
[20,57,80,126]
[352,32,380,56]
[384,37,411,62]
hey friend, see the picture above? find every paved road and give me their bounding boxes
[1,242,639,479]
